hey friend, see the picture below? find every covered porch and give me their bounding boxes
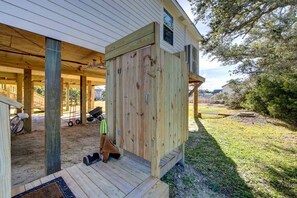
[0,22,172,197]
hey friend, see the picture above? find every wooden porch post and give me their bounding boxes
[24,69,32,132]
[6,85,10,98]
[16,74,23,113]
[60,78,64,116]
[91,85,95,110]
[45,37,61,175]
[87,80,94,111]
[80,76,87,125]
[65,83,70,111]
[193,88,198,118]
[31,82,34,113]
[151,22,161,178]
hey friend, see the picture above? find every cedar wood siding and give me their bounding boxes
[0,0,199,54]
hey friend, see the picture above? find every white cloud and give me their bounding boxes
[200,54,222,70]
[200,78,228,91]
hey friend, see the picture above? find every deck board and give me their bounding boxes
[11,185,25,197]
[40,174,55,183]
[77,163,125,198]
[143,181,169,198]
[54,169,88,198]
[67,165,108,198]
[93,162,135,195]
[100,160,143,187]
[125,177,159,198]
[109,158,149,180]
[11,156,169,198]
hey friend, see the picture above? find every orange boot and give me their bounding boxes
[102,135,121,163]
[99,133,106,154]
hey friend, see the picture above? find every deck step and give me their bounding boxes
[125,176,168,198]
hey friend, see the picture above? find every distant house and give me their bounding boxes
[94,87,105,100]
[222,83,234,95]
[213,89,223,94]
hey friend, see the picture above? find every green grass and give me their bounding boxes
[185,104,297,197]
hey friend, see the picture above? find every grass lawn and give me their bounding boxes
[163,104,296,197]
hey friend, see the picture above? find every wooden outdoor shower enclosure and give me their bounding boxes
[105,22,189,177]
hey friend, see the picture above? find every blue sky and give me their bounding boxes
[177,0,240,90]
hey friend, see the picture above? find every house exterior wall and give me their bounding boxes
[0,0,200,55]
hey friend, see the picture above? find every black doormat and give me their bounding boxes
[13,177,76,198]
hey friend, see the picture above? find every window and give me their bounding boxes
[163,9,173,45]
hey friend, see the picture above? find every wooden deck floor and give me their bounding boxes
[11,156,169,198]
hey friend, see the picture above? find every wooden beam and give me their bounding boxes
[0,53,106,79]
[0,71,16,78]
[60,78,64,116]
[151,22,161,178]
[23,69,32,132]
[45,38,61,175]
[16,74,23,113]
[0,95,23,109]
[0,80,16,85]
[65,83,70,111]
[189,72,205,83]
[194,88,198,118]
[160,150,183,178]
[188,82,201,97]
[80,76,87,125]
[0,102,11,198]
[0,70,105,85]
[105,59,116,142]
[105,23,156,60]
[106,23,154,53]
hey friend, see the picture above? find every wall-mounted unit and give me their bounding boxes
[185,44,199,75]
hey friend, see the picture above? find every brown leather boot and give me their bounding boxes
[99,133,106,154]
[102,135,120,163]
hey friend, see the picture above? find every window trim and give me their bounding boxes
[163,8,174,46]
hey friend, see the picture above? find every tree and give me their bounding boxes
[243,74,297,124]
[225,78,253,109]
[190,0,296,73]
[190,0,297,124]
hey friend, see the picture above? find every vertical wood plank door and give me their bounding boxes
[111,46,153,161]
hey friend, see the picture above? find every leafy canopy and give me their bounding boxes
[189,0,297,74]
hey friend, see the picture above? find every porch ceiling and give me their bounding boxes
[0,24,106,84]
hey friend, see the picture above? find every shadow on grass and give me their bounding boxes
[266,120,297,132]
[186,117,254,197]
[267,166,297,197]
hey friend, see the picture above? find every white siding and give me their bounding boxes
[0,0,200,54]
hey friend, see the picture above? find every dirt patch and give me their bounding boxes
[162,164,226,198]
[11,122,100,187]
[230,113,268,125]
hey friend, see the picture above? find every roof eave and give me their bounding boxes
[172,0,204,41]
